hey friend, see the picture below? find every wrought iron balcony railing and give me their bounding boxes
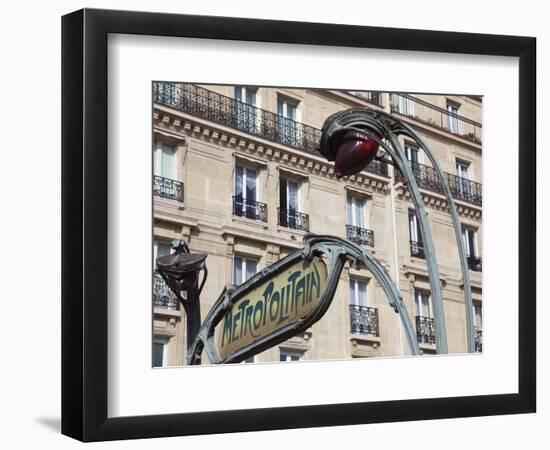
[446,172,483,206]
[349,305,379,336]
[278,208,309,231]
[467,255,482,272]
[153,175,184,202]
[346,225,375,247]
[232,196,268,222]
[474,327,483,353]
[395,162,482,206]
[415,315,436,345]
[346,90,384,107]
[410,240,425,259]
[390,93,482,144]
[153,82,391,177]
[153,272,179,310]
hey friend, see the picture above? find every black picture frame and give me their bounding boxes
[61,8,536,442]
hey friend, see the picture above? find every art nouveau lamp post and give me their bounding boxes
[316,107,476,354]
[156,240,208,361]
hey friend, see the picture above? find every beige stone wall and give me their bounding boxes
[152,84,482,367]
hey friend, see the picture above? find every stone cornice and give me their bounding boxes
[153,105,391,195]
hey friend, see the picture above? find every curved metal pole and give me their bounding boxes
[395,124,476,353]
[384,132,448,354]
[321,121,449,354]
[316,109,449,353]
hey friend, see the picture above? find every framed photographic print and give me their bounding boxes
[61,8,536,442]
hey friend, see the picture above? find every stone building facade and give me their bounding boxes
[151,82,483,367]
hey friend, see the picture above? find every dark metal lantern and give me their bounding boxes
[317,108,387,177]
[156,240,208,361]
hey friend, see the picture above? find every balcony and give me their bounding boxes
[232,196,267,222]
[410,240,425,259]
[346,225,375,247]
[278,208,309,231]
[153,272,179,310]
[474,327,483,353]
[153,82,390,177]
[154,175,184,202]
[395,162,482,206]
[415,315,436,345]
[390,93,482,144]
[346,90,384,107]
[349,305,379,336]
[467,255,482,272]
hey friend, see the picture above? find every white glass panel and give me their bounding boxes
[415,291,431,317]
[235,166,243,197]
[348,279,357,305]
[354,198,364,227]
[245,259,257,281]
[409,214,418,242]
[233,257,243,284]
[474,304,483,328]
[245,88,256,106]
[358,281,367,307]
[346,195,352,225]
[153,342,164,368]
[288,181,299,210]
[462,228,471,256]
[153,145,162,176]
[160,144,176,179]
[245,168,257,201]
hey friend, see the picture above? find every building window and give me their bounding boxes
[347,194,365,228]
[408,212,425,258]
[456,160,471,180]
[349,278,368,307]
[153,241,172,269]
[461,226,482,272]
[235,86,259,133]
[396,94,416,116]
[473,302,483,352]
[346,194,374,246]
[277,96,300,146]
[279,176,309,231]
[455,159,472,197]
[233,256,258,285]
[154,142,177,180]
[153,141,184,201]
[447,101,461,134]
[348,278,379,336]
[280,350,302,362]
[153,339,168,367]
[414,290,435,345]
[233,166,267,221]
[404,143,419,167]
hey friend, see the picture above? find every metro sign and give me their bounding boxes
[186,234,420,365]
[216,256,327,360]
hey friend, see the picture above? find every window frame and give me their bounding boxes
[153,141,177,180]
[153,338,169,368]
[279,350,302,362]
[349,277,369,307]
[414,289,432,319]
[233,255,259,285]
